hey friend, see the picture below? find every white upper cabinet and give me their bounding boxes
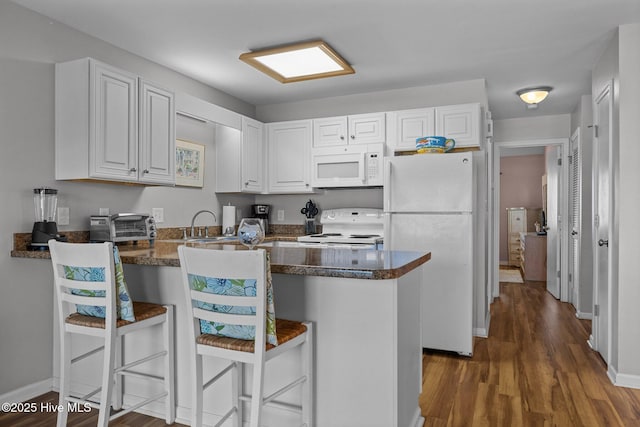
[435,103,481,148]
[215,117,262,193]
[348,113,386,144]
[387,103,482,151]
[55,58,175,185]
[267,120,314,193]
[387,108,435,151]
[313,116,348,147]
[139,80,175,185]
[312,113,385,147]
[241,117,265,193]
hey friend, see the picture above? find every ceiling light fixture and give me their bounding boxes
[239,40,354,83]
[516,86,553,109]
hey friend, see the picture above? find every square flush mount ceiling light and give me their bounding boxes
[239,40,355,83]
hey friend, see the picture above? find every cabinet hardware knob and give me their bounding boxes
[143,169,149,174]
[598,239,609,247]
[340,135,345,140]
[129,167,137,172]
[245,181,249,186]
[350,135,355,139]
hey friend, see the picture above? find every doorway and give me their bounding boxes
[490,138,570,302]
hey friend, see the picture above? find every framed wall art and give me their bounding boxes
[175,139,205,187]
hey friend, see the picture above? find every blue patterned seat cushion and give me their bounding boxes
[64,246,135,322]
[188,252,277,346]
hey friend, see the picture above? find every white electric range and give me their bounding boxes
[297,208,384,249]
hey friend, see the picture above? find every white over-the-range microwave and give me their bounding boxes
[311,143,384,188]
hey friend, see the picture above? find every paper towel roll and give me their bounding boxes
[222,205,236,234]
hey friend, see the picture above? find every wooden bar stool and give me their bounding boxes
[178,246,313,427]
[49,240,175,427]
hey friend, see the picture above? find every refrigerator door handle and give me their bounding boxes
[383,213,391,247]
[384,159,392,212]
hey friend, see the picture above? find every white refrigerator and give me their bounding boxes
[384,152,474,356]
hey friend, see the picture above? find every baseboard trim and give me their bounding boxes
[608,366,640,389]
[575,310,593,320]
[0,378,53,405]
[473,311,491,338]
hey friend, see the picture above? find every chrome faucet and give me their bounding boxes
[190,210,217,238]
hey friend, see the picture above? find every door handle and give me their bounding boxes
[598,239,609,247]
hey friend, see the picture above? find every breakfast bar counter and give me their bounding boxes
[12,239,430,427]
[12,238,428,280]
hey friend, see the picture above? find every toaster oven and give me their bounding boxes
[90,213,157,243]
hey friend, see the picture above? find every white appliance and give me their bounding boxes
[311,144,384,188]
[383,152,475,355]
[297,208,384,248]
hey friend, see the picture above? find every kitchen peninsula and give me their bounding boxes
[12,239,430,427]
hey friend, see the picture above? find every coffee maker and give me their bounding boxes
[251,204,271,235]
[30,187,66,250]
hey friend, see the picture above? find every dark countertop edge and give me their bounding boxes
[11,248,431,280]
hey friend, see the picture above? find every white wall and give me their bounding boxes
[616,24,640,380]
[255,79,489,123]
[0,2,255,395]
[493,114,571,142]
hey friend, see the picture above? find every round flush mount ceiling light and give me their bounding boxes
[516,86,553,109]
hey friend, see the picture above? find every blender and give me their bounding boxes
[30,187,66,250]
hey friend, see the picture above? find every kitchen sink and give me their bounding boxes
[257,241,305,248]
[186,236,238,244]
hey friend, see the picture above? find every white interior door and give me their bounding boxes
[593,83,612,364]
[569,129,582,307]
[545,146,561,299]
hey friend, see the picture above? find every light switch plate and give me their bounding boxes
[152,207,164,223]
[58,207,69,225]
[99,207,109,215]
[277,209,285,221]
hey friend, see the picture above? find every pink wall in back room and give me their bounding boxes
[500,154,546,262]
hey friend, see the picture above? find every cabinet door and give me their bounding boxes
[390,108,435,150]
[348,113,386,144]
[435,103,480,148]
[508,209,526,233]
[90,61,139,181]
[313,116,348,147]
[242,117,264,193]
[267,120,313,193]
[139,80,175,185]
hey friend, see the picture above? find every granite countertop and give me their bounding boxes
[11,235,430,280]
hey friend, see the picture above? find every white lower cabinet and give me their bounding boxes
[267,120,314,193]
[55,58,175,185]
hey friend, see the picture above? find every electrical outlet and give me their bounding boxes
[99,207,109,215]
[277,209,285,221]
[58,207,69,225]
[152,208,164,223]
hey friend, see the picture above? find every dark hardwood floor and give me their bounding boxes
[420,275,640,426]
